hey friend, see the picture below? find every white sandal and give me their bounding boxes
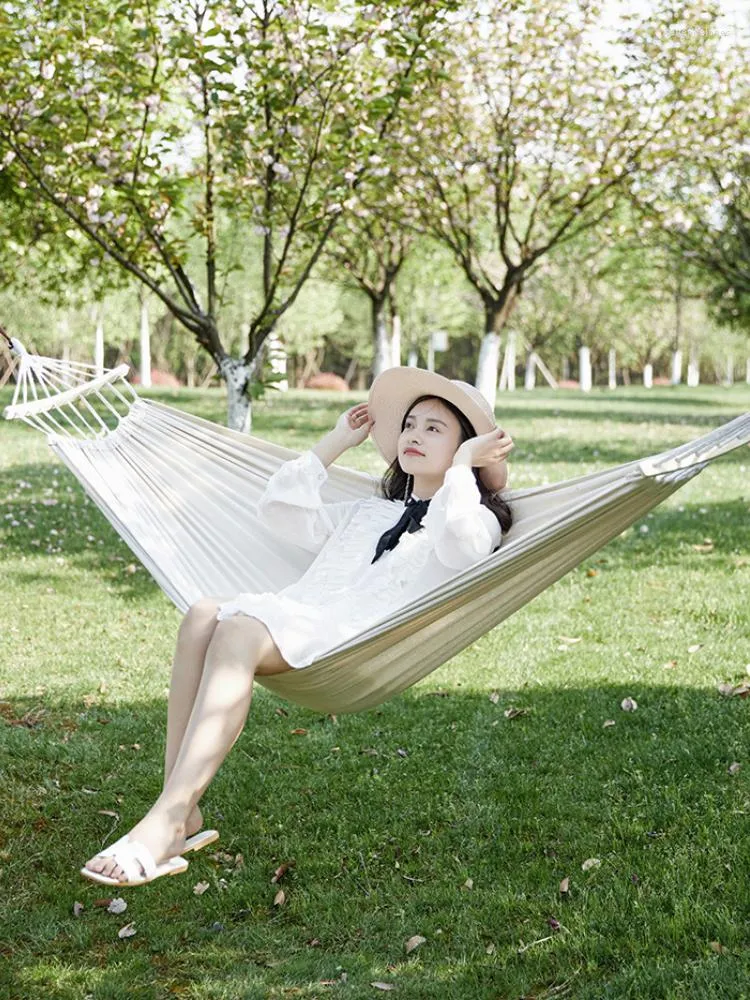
[80,836,189,887]
[182,829,220,855]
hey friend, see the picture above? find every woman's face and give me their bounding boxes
[398,398,464,478]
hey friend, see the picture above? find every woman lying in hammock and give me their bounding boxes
[81,367,515,887]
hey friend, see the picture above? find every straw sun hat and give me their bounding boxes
[367,366,498,466]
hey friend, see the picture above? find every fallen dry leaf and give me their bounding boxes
[405,934,426,954]
[710,940,729,954]
[97,809,119,818]
[691,542,714,553]
[370,984,396,992]
[559,877,570,895]
[275,707,289,716]
[462,877,474,890]
[557,636,582,645]
[193,881,210,896]
[582,858,601,871]
[485,942,496,955]
[271,861,294,883]
[620,697,638,712]
[489,691,500,704]
[718,682,750,698]
[117,922,136,939]
[72,901,84,917]
[210,850,236,865]
[107,898,127,914]
[586,568,598,577]
[728,762,741,776]
[290,728,308,736]
[273,888,286,906]
[504,706,529,719]
[547,917,562,931]
[603,719,616,728]
[662,660,678,670]
[687,644,702,654]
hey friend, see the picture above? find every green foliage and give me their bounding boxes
[0,0,456,362]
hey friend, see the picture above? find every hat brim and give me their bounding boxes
[367,367,496,465]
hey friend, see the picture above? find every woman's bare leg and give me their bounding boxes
[162,597,230,834]
[84,615,291,879]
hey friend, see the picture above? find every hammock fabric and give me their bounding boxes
[3,337,750,714]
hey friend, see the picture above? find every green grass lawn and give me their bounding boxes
[1,381,749,1000]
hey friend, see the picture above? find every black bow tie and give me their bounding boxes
[371,496,431,564]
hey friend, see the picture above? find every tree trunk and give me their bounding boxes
[608,348,616,390]
[579,346,592,392]
[390,296,401,368]
[139,294,152,389]
[476,332,500,402]
[371,294,391,379]
[671,350,682,386]
[498,332,516,392]
[220,356,252,432]
[524,350,536,390]
[218,337,268,431]
[475,295,517,408]
[687,350,700,387]
[643,363,653,388]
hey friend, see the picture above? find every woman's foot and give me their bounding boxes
[84,804,201,882]
[186,804,203,837]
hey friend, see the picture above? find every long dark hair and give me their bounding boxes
[378,393,513,535]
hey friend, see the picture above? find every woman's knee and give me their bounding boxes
[179,596,224,638]
[209,616,292,674]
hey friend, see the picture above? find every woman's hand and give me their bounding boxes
[453,427,514,489]
[333,403,374,450]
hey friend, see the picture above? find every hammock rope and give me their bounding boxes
[3,339,749,714]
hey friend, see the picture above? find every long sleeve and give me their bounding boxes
[256,449,359,554]
[422,464,502,571]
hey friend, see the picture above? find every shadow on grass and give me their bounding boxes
[1,674,748,1000]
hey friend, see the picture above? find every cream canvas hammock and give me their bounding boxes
[4,337,749,714]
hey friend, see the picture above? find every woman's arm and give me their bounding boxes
[423,429,514,570]
[256,404,375,554]
[423,464,503,570]
[311,428,351,469]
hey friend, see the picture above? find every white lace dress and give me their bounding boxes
[216,450,503,668]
